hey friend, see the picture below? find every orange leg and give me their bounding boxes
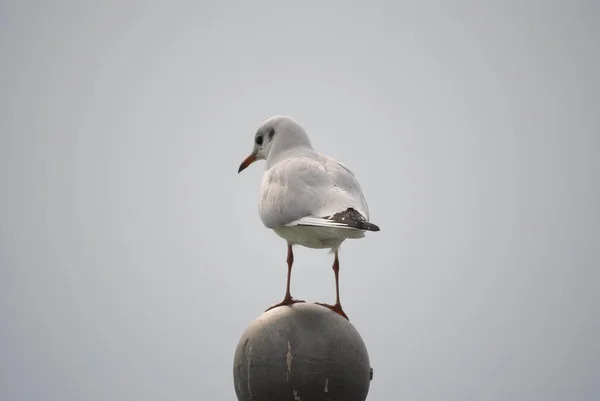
[265,244,305,312]
[315,250,349,320]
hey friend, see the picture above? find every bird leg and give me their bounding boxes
[265,244,305,312]
[315,250,349,320]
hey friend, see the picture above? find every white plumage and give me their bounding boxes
[259,154,372,248]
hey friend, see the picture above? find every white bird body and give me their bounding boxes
[260,153,371,249]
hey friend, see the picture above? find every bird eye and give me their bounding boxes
[255,135,263,145]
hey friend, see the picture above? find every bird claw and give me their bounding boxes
[265,296,306,312]
[314,302,349,320]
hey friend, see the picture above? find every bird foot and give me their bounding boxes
[314,302,349,321]
[265,296,306,313]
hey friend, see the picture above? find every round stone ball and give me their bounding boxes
[233,303,372,401]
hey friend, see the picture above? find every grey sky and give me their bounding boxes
[1,1,598,400]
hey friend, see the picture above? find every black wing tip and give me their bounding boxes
[327,208,381,232]
[363,222,380,232]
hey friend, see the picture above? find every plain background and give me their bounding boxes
[1,1,599,400]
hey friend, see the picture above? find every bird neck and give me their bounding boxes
[265,127,314,169]
[265,145,315,170]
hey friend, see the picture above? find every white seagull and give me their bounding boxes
[238,116,379,320]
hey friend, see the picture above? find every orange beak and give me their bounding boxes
[238,154,257,173]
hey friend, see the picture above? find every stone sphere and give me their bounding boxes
[233,303,372,401]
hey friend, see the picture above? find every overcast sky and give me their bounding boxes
[1,1,599,400]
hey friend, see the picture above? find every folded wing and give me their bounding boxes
[259,155,376,231]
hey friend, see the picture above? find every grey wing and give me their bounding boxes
[258,157,330,229]
[259,155,373,231]
[314,156,370,220]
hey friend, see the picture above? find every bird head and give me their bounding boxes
[238,116,313,173]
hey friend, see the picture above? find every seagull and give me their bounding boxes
[237,116,380,320]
